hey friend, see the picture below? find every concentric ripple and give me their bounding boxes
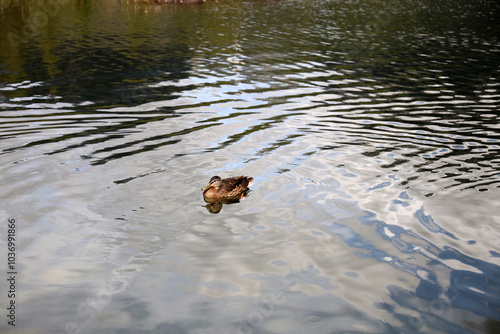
[1,0,500,333]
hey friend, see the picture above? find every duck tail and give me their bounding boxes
[246,177,254,187]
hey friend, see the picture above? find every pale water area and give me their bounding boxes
[0,0,500,333]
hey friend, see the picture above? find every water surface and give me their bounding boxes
[1,0,500,333]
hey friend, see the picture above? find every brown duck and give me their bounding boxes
[202,175,254,199]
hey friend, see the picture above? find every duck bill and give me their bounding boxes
[202,184,213,192]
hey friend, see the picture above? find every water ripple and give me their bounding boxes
[2,0,500,333]
[3,63,499,193]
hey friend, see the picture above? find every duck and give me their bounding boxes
[202,175,254,200]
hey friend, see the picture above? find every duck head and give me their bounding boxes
[202,176,222,193]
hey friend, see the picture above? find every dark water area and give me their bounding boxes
[1,0,500,333]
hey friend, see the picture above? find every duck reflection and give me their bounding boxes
[203,190,250,214]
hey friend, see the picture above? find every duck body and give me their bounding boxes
[202,175,254,199]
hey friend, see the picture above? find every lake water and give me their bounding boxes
[1,0,500,333]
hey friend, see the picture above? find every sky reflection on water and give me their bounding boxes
[1,0,500,333]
